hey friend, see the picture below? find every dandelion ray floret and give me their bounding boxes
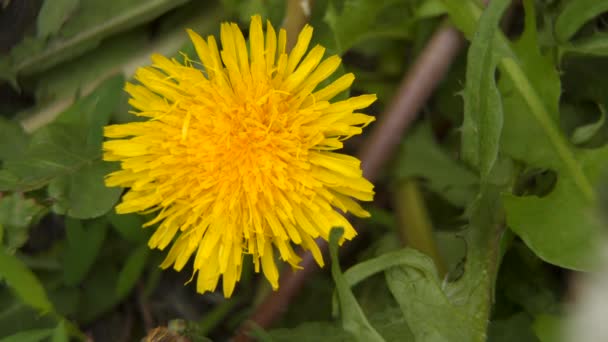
[103,15,376,297]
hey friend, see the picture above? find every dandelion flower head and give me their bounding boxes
[103,15,376,297]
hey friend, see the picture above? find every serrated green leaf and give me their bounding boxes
[37,0,80,39]
[62,218,107,286]
[0,328,55,342]
[0,193,45,252]
[461,0,508,178]
[115,244,149,299]
[0,248,53,313]
[555,0,608,42]
[498,0,603,270]
[395,123,478,206]
[445,0,604,271]
[329,228,384,342]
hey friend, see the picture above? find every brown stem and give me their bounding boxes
[234,21,464,341]
[282,0,314,51]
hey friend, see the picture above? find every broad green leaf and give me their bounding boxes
[77,261,121,323]
[37,0,80,39]
[0,118,28,162]
[329,228,384,342]
[571,104,606,145]
[487,313,539,342]
[0,248,53,313]
[48,160,121,219]
[0,75,123,197]
[3,0,189,77]
[107,211,147,243]
[532,314,562,342]
[461,0,509,178]
[498,0,603,270]
[383,251,476,341]
[50,321,68,342]
[445,0,604,271]
[321,0,414,54]
[115,244,150,298]
[63,218,108,286]
[0,194,45,252]
[555,0,608,42]
[394,123,478,206]
[0,328,55,342]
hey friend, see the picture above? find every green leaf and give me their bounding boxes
[0,248,53,313]
[107,211,147,243]
[0,75,123,204]
[446,0,605,271]
[461,0,509,178]
[3,0,189,77]
[384,252,476,341]
[329,228,384,342]
[62,218,108,286]
[532,314,562,342]
[269,322,351,342]
[562,33,608,57]
[0,193,45,252]
[50,321,69,342]
[321,0,414,54]
[115,244,150,299]
[0,328,55,342]
[395,123,478,207]
[487,313,539,342]
[0,118,29,162]
[555,0,608,42]
[48,160,121,219]
[37,0,80,39]
[571,104,606,145]
[497,0,603,270]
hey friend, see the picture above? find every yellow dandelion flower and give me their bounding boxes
[103,15,376,297]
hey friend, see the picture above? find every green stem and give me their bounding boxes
[393,179,446,276]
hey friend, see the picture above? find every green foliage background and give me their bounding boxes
[1,0,608,341]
